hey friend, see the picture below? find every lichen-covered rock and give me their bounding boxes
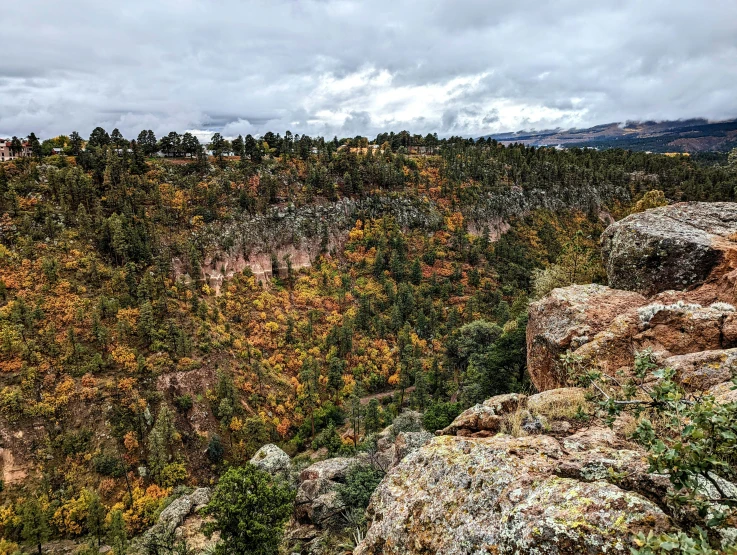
[482,392,527,413]
[635,302,733,356]
[601,202,737,296]
[249,443,291,476]
[355,433,672,555]
[437,393,526,436]
[309,490,343,527]
[498,477,671,554]
[296,457,360,526]
[528,290,737,394]
[665,348,737,392]
[527,285,646,390]
[527,388,588,417]
[392,431,433,466]
[140,488,212,548]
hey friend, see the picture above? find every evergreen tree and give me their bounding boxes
[365,398,381,434]
[107,510,128,555]
[205,465,295,555]
[327,357,344,402]
[70,131,83,155]
[86,490,107,546]
[138,300,155,345]
[148,404,178,483]
[28,132,42,158]
[88,127,110,148]
[410,258,422,285]
[21,497,50,555]
[412,368,429,411]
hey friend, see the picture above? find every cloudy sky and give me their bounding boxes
[2,0,736,140]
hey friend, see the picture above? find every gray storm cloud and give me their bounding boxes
[1,0,736,139]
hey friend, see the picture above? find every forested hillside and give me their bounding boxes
[0,129,735,553]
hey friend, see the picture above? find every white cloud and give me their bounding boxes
[0,0,735,139]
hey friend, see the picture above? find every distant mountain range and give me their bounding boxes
[484,118,737,153]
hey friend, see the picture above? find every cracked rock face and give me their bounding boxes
[526,285,647,390]
[601,202,737,296]
[528,203,737,393]
[355,431,671,555]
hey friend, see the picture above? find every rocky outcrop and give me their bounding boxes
[527,285,646,391]
[665,348,737,393]
[437,390,590,438]
[528,202,737,393]
[295,458,355,526]
[392,431,433,466]
[437,393,525,436]
[250,444,292,477]
[191,195,444,291]
[356,203,737,555]
[139,488,212,549]
[356,430,672,555]
[601,202,737,296]
[295,428,434,530]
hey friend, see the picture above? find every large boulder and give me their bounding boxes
[635,301,735,356]
[601,202,737,296]
[355,432,672,555]
[527,285,646,390]
[295,477,342,524]
[528,289,737,394]
[437,393,526,436]
[249,444,291,477]
[295,457,357,526]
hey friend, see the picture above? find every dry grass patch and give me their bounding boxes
[527,387,591,420]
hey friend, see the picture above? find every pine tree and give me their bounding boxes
[107,510,128,555]
[410,258,422,285]
[21,497,50,555]
[327,357,344,402]
[138,301,155,345]
[412,368,429,411]
[86,490,107,546]
[205,465,295,555]
[365,398,381,434]
[148,404,178,483]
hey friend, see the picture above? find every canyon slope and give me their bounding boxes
[356,202,737,554]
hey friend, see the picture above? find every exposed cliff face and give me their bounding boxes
[188,179,633,293]
[190,195,443,291]
[528,202,737,393]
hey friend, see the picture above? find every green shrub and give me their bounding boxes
[205,465,295,555]
[92,453,124,477]
[422,401,462,431]
[173,394,193,412]
[592,350,737,554]
[336,464,384,512]
[206,435,224,464]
